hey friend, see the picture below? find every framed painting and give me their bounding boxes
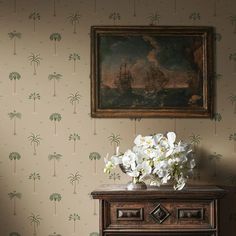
[91,26,214,118]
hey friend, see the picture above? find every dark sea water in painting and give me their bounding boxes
[99,88,202,109]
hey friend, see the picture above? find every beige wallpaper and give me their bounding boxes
[0,0,236,235]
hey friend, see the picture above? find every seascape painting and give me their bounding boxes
[91,26,213,117]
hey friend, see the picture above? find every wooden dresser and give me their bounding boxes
[91,185,225,236]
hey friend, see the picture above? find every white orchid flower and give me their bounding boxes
[134,135,154,148]
[116,146,120,156]
[127,169,140,178]
[161,173,171,184]
[104,131,194,190]
[139,161,152,180]
[150,175,162,186]
[167,132,176,147]
[122,149,136,168]
[111,155,122,165]
[174,175,186,190]
[164,132,176,157]
[159,137,169,149]
[104,153,116,174]
[153,160,168,170]
[134,135,143,146]
[190,159,196,169]
[143,148,158,159]
[153,133,163,145]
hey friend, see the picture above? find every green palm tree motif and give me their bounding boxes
[48,72,63,97]
[27,213,41,236]
[69,133,80,153]
[89,112,97,135]
[89,152,101,173]
[189,133,201,180]
[29,10,40,32]
[49,193,62,215]
[49,113,62,135]
[89,232,99,236]
[28,133,41,155]
[108,133,121,154]
[9,152,21,174]
[93,118,97,135]
[228,94,236,113]
[189,12,201,23]
[52,0,57,17]
[29,172,40,192]
[29,92,40,113]
[69,53,80,73]
[189,133,201,152]
[230,15,236,33]
[68,171,81,194]
[229,133,236,152]
[211,112,222,134]
[147,12,161,25]
[109,172,121,182]
[8,191,21,216]
[109,12,121,24]
[49,33,62,55]
[227,174,236,185]
[69,213,80,233]
[68,12,81,34]
[130,118,141,137]
[28,53,42,75]
[208,152,222,177]
[9,72,21,94]
[8,110,21,135]
[9,232,21,236]
[48,152,62,177]
[68,91,81,114]
[229,53,236,73]
[8,31,21,55]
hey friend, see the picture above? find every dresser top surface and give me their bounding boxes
[91,184,226,199]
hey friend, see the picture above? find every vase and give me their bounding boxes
[119,164,147,190]
[126,179,147,190]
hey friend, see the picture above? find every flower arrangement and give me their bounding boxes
[104,132,195,190]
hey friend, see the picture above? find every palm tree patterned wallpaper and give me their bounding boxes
[0,0,236,235]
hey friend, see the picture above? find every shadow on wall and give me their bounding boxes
[190,147,236,235]
[220,186,236,235]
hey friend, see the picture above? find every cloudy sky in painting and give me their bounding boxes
[99,35,200,88]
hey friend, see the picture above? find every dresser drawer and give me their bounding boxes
[104,233,215,236]
[106,200,215,230]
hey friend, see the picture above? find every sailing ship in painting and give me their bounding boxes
[100,60,202,109]
[144,64,168,93]
[99,35,204,109]
[114,63,133,94]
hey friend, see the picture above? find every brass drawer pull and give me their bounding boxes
[116,208,143,221]
[177,208,204,220]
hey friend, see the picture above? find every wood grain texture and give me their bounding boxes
[91,185,225,236]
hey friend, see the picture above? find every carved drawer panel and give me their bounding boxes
[106,200,215,230]
[104,233,215,236]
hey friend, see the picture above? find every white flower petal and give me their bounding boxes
[167,132,176,146]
